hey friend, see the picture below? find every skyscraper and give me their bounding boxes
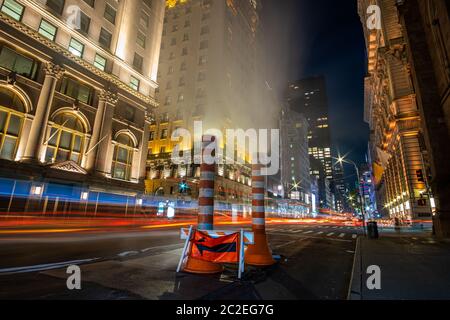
[146,0,261,203]
[0,0,165,213]
[280,105,311,206]
[286,76,333,208]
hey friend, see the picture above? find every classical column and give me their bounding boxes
[22,62,64,162]
[137,112,153,181]
[85,90,118,175]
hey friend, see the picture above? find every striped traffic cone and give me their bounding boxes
[245,162,275,266]
[184,135,223,274]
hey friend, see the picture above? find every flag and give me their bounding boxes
[189,230,239,263]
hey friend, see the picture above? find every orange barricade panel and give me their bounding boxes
[190,230,239,263]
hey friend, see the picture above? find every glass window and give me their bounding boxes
[112,134,134,181]
[98,28,112,49]
[46,0,65,15]
[59,77,94,105]
[38,19,58,41]
[79,11,91,34]
[45,113,86,164]
[83,0,94,8]
[1,0,24,21]
[104,4,116,24]
[130,76,140,91]
[140,12,149,28]
[0,107,23,161]
[0,45,38,79]
[133,53,143,72]
[137,31,146,48]
[68,38,84,57]
[94,54,107,71]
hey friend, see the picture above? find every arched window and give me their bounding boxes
[0,87,26,160]
[45,113,86,164]
[112,133,135,181]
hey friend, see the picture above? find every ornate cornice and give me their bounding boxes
[0,12,158,108]
[44,62,65,79]
[99,89,119,105]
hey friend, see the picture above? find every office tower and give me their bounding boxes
[280,106,311,207]
[286,76,333,208]
[146,0,261,204]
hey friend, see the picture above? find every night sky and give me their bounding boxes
[262,0,370,182]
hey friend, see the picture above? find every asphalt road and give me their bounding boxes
[0,223,362,300]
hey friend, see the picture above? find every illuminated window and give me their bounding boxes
[59,77,94,105]
[0,87,25,160]
[45,113,86,164]
[68,38,84,57]
[130,76,140,91]
[1,0,24,21]
[0,45,39,80]
[94,54,107,71]
[112,134,135,181]
[38,19,57,41]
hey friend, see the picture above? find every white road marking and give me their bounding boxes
[303,231,313,234]
[117,251,139,257]
[317,231,324,235]
[0,258,100,275]
[327,232,334,236]
[339,233,345,238]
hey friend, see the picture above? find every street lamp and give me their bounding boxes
[333,156,367,235]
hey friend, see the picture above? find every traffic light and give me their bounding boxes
[416,169,425,183]
[179,180,189,194]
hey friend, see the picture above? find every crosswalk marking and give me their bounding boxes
[327,232,334,236]
[303,231,313,234]
[339,233,345,238]
[292,230,304,233]
[317,231,324,235]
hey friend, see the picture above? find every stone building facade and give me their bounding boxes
[358,0,434,224]
[0,0,165,214]
[396,0,450,237]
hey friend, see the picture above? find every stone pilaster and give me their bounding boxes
[86,89,118,175]
[22,62,64,163]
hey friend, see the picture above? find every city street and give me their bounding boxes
[0,223,362,300]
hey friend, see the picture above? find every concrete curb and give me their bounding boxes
[347,236,362,300]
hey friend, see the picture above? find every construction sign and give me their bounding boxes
[177,227,255,279]
[190,230,239,263]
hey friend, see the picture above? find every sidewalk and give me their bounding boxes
[348,233,450,300]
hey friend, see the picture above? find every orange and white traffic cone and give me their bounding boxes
[184,135,223,274]
[245,162,275,266]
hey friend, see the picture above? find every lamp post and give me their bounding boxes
[333,156,367,235]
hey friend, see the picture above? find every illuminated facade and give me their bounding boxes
[0,0,165,212]
[146,0,261,207]
[358,0,433,223]
[395,0,450,236]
